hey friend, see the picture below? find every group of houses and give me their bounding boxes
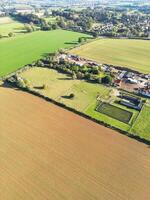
[59,53,150,98]
[59,54,98,67]
[115,70,150,97]
[138,82,150,98]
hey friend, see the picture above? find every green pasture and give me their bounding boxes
[21,67,81,99]
[130,105,150,141]
[21,67,110,111]
[58,81,110,111]
[0,30,89,77]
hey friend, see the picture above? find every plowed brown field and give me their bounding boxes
[0,87,150,200]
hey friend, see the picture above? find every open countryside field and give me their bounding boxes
[21,67,138,132]
[0,30,88,77]
[130,105,150,141]
[21,67,110,111]
[70,39,150,73]
[0,16,24,36]
[0,87,150,200]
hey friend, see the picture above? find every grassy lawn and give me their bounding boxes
[21,67,137,132]
[130,105,150,141]
[58,81,110,111]
[21,67,81,99]
[0,30,89,77]
[70,38,150,73]
[21,67,110,112]
[0,17,24,36]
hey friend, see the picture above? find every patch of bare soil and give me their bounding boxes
[0,87,150,200]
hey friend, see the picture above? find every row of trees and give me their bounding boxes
[11,13,59,32]
[35,55,113,85]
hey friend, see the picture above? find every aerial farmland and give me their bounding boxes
[0,29,88,77]
[0,87,150,200]
[0,2,150,199]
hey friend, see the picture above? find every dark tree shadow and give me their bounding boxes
[41,52,58,58]
[57,77,72,80]
[64,41,78,45]
[61,95,72,99]
[33,86,44,90]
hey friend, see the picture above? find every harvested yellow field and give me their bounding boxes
[70,39,150,73]
[0,87,150,200]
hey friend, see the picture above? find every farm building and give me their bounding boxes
[127,78,138,84]
[138,86,150,97]
[118,71,127,79]
[119,94,143,110]
[114,79,121,87]
[124,72,135,79]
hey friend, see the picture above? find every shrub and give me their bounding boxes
[8,32,13,37]
[69,93,75,99]
[101,75,112,85]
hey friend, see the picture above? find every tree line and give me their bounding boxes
[11,13,59,32]
[35,53,113,85]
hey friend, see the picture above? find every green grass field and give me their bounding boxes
[0,30,88,77]
[58,81,110,111]
[21,67,150,139]
[21,67,81,100]
[0,17,24,36]
[130,105,150,141]
[20,67,110,112]
[20,67,138,132]
[70,38,150,73]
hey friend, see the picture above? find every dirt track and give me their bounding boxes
[0,87,150,200]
